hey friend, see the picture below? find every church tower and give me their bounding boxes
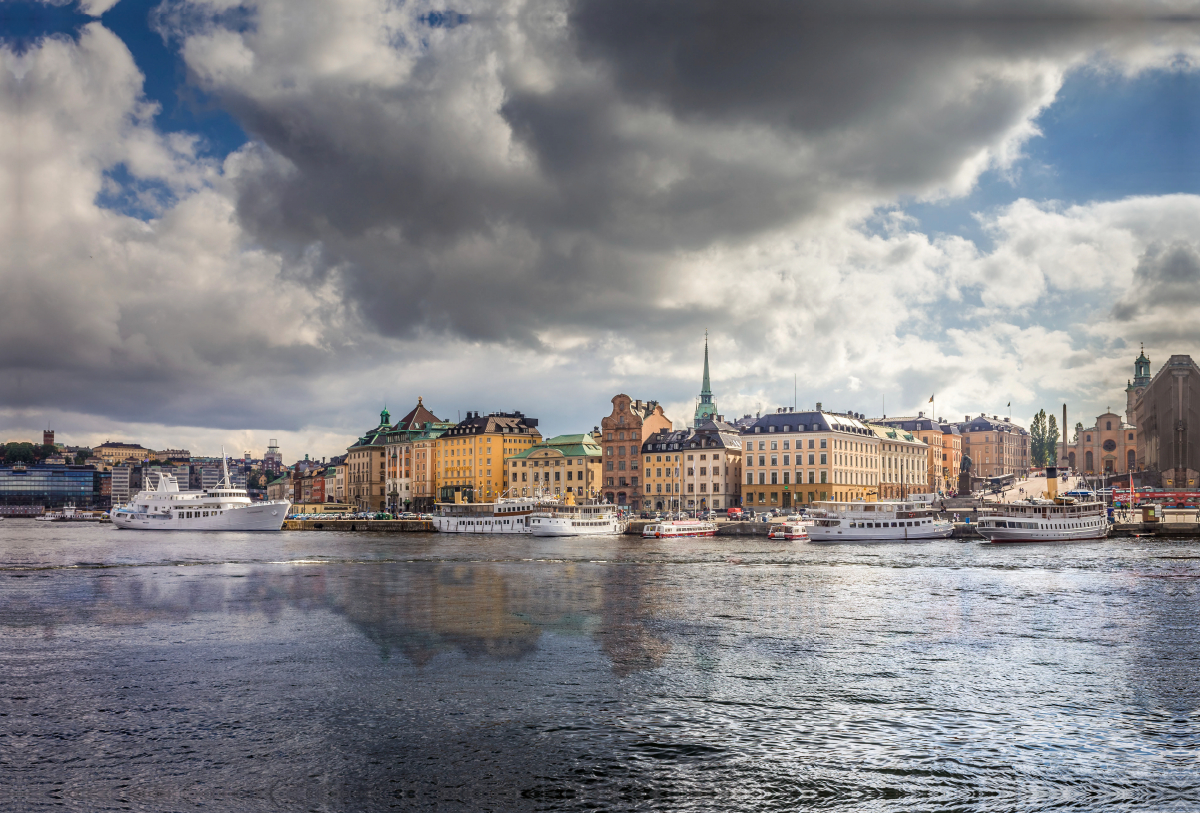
[1126,344,1151,425]
[693,332,718,427]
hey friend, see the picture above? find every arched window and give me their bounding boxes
[1085,451,1094,472]
[1106,421,1112,430]
[1127,449,1135,470]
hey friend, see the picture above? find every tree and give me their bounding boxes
[1030,410,1047,467]
[1047,414,1059,468]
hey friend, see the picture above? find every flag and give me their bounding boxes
[928,395,934,403]
[1007,402,1011,407]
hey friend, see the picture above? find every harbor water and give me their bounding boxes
[1,520,1197,811]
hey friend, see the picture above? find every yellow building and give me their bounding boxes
[868,423,930,500]
[435,411,542,503]
[506,434,602,498]
[741,408,883,508]
[94,441,150,465]
[345,408,391,511]
[640,422,742,512]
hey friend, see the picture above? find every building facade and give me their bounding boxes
[95,441,150,466]
[740,408,885,508]
[380,398,451,512]
[1067,411,1137,475]
[867,424,930,499]
[956,414,1030,479]
[1131,353,1200,488]
[434,411,541,503]
[0,464,107,511]
[346,409,392,511]
[693,334,719,427]
[641,420,742,511]
[874,413,945,494]
[600,395,671,508]
[506,434,602,498]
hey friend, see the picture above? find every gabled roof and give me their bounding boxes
[393,397,442,431]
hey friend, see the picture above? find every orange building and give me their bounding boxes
[599,395,671,508]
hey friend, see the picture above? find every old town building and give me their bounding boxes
[740,408,885,509]
[435,411,541,503]
[641,419,742,511]
[956,414,1029,479]
[1067,411,1137,476]
[874,412,947,494]
[506,434,602,498]
[381,397,452,512]
[346,408,391,511]
[867,423,930,499]
[1131,352,1200,488]
[600,395,671,508]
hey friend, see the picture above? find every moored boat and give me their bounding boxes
[111,454,289,531]
[528,493,625,536]
[432,495,542,534]
[641,519,717,538]
[976,467,1109,543]
[767,522,809,541]
[807,500,953,542]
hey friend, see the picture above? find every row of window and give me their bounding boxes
[644,483,725,493]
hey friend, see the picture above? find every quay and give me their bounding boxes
[283,517,1200,539]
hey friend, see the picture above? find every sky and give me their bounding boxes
[3,0,1200,460]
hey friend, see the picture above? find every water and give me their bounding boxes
[1,521,1198,811]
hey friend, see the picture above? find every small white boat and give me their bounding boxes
[642,519,717,538]
[768,522,809,541]
[807,500,953,542]
[529,494,625,536]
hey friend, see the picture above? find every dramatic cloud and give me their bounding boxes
[3,0,1200,455]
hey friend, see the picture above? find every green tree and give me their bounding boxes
[1030,410,1047,466]
[1047,414,1059,468]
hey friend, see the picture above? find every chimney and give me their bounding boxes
[43,429,54,446]
[816,402,822,411]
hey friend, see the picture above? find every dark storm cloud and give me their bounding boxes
[180,0,1197,349]
[1111,241,1200,338]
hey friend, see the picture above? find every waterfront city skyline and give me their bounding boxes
[4,2,1200,460]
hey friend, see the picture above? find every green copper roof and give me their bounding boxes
[694,331,718,427]
[508,433,601,460]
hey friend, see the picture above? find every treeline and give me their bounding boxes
[0,442,59,464]
[1029,410,1060,468]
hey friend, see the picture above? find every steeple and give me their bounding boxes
[1134,343,1151,385]
[380,405,391,426]
[694,331,718,427]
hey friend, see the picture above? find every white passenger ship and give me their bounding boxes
[432,495,542,534]
[111,459,289,531]
[975,468,1109,543]
[807,500,953,542]
[529,494,626,536]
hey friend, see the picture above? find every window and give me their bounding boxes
[770,455,778,466]
[747,472,753,485]
[820,439,827,449]
[758,441,766,450]
[771,472,778,484]
[758,472,765,485]
[771,441,778,450]
[808,471,815,483]
[645,456,650,463]
[820,471,827,483]
[759,455,765,466]
[808,454,814,465]
[1106,421,1111,430]
[783,471,789,484]
[783,454,789,465]
[820,453,827,464]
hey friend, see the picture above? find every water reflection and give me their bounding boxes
[0,560,672,674]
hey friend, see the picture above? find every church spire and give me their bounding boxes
[694,331,718,427]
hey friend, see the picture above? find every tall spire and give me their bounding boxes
[694,330,718,427]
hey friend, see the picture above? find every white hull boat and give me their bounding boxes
[807,500,953,542]
[642,520,717,538]
[111,456,288,532]
[432,496,540,534]
[976,467,1110,543]
[529,498,625,536]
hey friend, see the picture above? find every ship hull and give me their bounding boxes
[112,501,290,531]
